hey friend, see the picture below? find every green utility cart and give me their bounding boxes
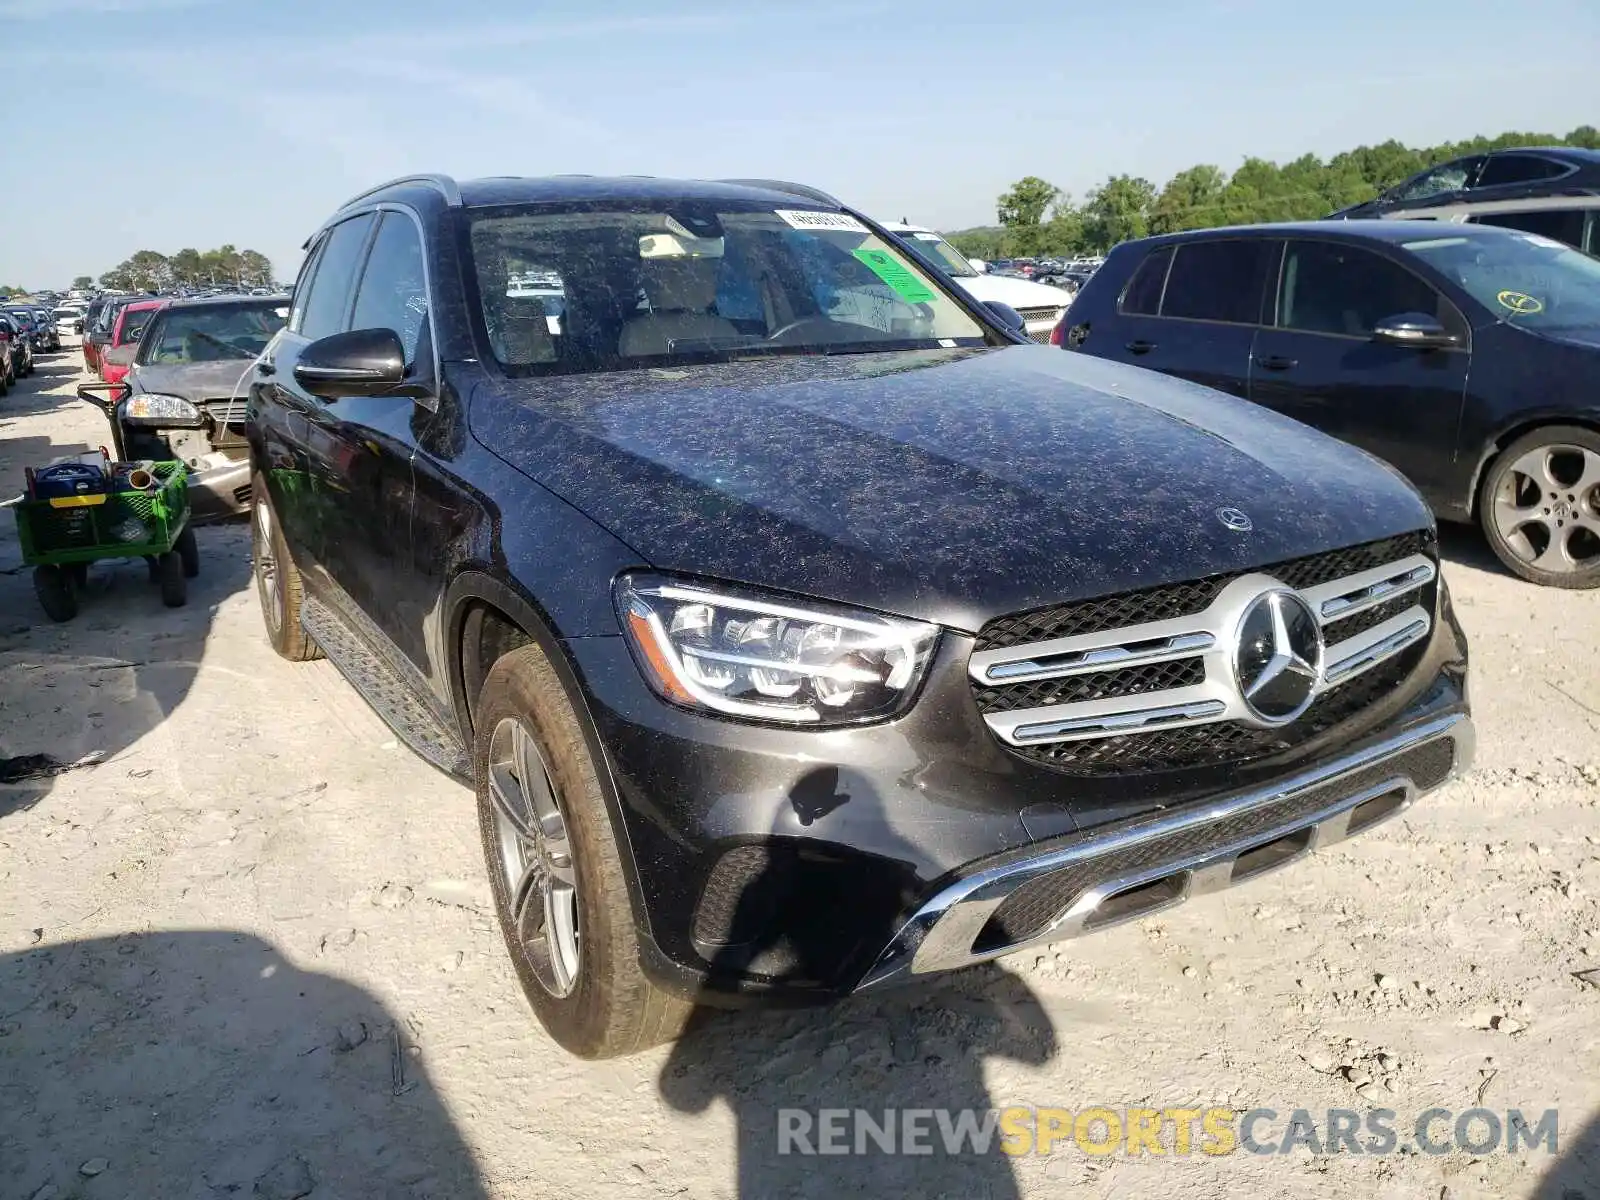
[11,460,200,621]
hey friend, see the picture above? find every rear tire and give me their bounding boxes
[1479,425,1600,589]
[158,551,186,607]
[175,524,200,578]
[33,566,78,622]
[251,474,321,660]
[474,642,690,1058]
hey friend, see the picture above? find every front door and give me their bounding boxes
[1247,238,1470,510]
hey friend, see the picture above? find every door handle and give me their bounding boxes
[1254,354,1298,371]
[1125,339,1156,355]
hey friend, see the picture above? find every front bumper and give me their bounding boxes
[857,709,1470,990]
[187,454,252,522]
[564,591,1470,1005]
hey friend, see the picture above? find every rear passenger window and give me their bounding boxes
[1471,208,1587,251]
[1118,247,1171,315]
[298,213,375,340]
[1160,240,1270,324]
[1475,154,1571,188]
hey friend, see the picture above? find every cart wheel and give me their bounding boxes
[176,525,200,578]
[33,565,78,622]
[145,555,161,583]
[69,562,89,589]
[158,551,187,607]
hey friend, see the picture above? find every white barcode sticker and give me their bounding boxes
[774,209,868,234]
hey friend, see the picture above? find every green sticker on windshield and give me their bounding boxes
[851,247,937,304]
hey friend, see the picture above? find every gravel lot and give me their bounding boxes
[1,353,1596,1199]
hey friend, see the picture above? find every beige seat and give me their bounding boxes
[619,258,738,357]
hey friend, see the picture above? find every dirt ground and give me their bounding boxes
[1,351,1596,1200]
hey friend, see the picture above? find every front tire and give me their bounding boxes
[1479,425,1600,589]
[157,551,186,607]
[474,642,690,1058]
[251,475,321,660]
[175,524,200,578]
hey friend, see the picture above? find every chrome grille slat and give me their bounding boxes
[970,532,1438,769]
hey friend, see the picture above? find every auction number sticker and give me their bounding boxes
[1496,289,1544,315]
[775,209,869,234]
[851,247,937,303]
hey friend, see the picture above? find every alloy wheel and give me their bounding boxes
[253,499,281,631]
[487,716,581,998]
[1491,443,1600,574]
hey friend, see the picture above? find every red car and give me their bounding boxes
[98,298,166,385]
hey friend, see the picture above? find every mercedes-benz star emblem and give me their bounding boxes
[1216,506,1253,532]
[1233,590,1323,725]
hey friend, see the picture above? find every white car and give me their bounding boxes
[53,307,84,339]
[882,222,1074,341]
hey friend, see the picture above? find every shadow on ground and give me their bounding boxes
[1436,522,1511,579]
[1536,1108,1599,1198]
[0,931,488,1198]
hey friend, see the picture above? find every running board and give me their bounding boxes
[300,596,470,780]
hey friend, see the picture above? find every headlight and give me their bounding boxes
[124,393,201,421]
[615,573,939,726]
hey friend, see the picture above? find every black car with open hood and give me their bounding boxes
[245,174,1473,1058]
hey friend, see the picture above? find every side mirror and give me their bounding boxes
[1372,312,1460,349]
[983,301,1027,334]
[294,328,406,398]
[77,380,130,414]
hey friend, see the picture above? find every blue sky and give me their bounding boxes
[8,0,1598,287]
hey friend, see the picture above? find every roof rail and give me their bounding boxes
[718,178,842,207]
[339,173,462,210]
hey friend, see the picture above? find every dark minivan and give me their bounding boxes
[1060,220,1600,587]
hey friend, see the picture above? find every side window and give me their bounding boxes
[298,213,375,341]
[350,211,429,363]
[1394,157,1481,202]
[1278,241,1444,337]
[1118,246,1172,316]
[287,237,325,333]
[1476,154,1571,189]
[1160,240,1270,324]
[1471,208,1587,250]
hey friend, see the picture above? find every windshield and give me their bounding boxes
[468,201,988,375]
[53,308,80,320]
[893,230,978,277]
[1403,232,1600,333]
[117,308,158,345]
[139,303,286,364]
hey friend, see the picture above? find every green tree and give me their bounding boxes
[71,275,94,290]
[1149,164,1227,234]
[997,176,1060,229]
[1082,175,1156,251]
[238,249,274,287]
[168,248,204,288]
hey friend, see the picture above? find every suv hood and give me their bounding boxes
[472,346,1431,632]
[132,360,255,400]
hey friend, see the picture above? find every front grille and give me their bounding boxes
[977,530,1434,651]
[973,657,1206,714]
[1020,648,1423,773]
[980,737,1456,946]
[1027,328,1055,344]
[971,530,1439,775]
[1018,306,1064,322]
